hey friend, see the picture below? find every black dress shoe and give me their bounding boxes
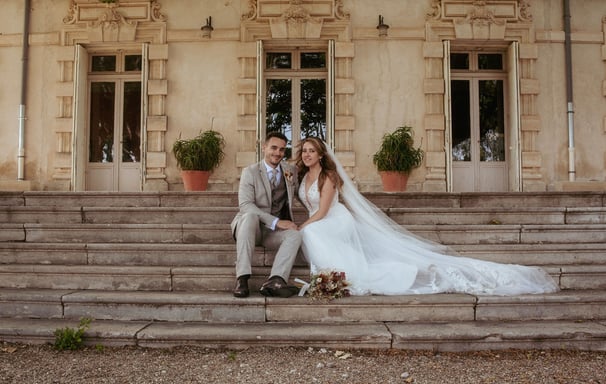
[259,276,298,298]
[233,275,250,298]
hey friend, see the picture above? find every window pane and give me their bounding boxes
[478,54,503,70]
[450,53,469,70]
[266,53,291,69]
[300,79,326,141]
[301,52,326,68]
[91,56,116,72]
[122,82,141,163]
[266,79,292,157]
[479,80,505,161]
[451,80,471,161]
[125,55,142,71]
[89,82,115,162]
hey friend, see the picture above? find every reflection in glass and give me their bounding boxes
[300,79,326,140]
[451,80,471,161]
[125,55,143,71]
[478,54,503,70]
[266,53,292,69]
[266,79,293,157]
[89,82,115,162]
[450,53,469,70]
[479,80,505,161]
[301,52,326,68]
[91,56,116,72]
[122,82,141,162]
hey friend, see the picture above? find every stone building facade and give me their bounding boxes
[0,0,605,192]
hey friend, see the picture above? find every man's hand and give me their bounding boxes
[276,220,298,230]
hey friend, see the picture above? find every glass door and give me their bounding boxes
[85,53,142,191]
[450,52,508,192]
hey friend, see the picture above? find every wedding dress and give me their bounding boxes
[297,149,559,296]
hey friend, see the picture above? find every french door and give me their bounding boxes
[451,77,507,192]
[448,50,510,192]
[86,79,141,191]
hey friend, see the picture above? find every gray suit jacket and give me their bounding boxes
[230,161,298,238]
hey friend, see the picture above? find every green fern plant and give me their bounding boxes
[372,126,424,173]
[53,317,92,351]
[172,130,226,171]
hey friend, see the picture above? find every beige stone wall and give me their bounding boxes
[164,41,242,190]
[0,0,605,192]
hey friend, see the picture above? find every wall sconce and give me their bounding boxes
[201,16,213,38]
[376,15,389,37]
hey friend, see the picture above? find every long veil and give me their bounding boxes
[322,143,559,295]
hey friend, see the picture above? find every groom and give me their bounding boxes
[230,131,301,298]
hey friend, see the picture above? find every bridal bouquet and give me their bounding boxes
[307,270,351,301]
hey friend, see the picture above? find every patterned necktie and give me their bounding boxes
[269,169,277,189]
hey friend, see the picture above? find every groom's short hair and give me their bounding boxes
[265,131,288,144]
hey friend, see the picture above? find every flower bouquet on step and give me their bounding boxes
[296,270,351,301]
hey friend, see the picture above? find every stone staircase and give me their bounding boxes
[0,191,605,352]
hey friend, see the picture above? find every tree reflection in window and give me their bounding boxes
[300,79,326,140]
[451,80,471,161]
[266,79,293,157]
[122,82,141,162]
[479,80,505,162]
[89,82,115,162]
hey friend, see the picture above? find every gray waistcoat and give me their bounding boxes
[270,175,290,220]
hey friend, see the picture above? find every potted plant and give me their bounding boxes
[172,130,226,191]
[372,125,424,192]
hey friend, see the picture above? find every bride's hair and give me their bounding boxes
[295,137,343,192]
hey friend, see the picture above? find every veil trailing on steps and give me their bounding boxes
[297,143,559,296]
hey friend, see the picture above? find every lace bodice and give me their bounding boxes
[298,177,338,216]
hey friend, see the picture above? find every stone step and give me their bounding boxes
[1,317,605,352]
[409,224,606,245]
[0,264,310,291]
[5,192,240,208]
[2,242,606,267]
[452,243,606,263]
[390,207,606,225]
[1,263,605,291]
[363,191,606,209]
[16,223,229,244]
[2,191,605,210]
[3,205,606,226]
[2,223,605,245]
[1,288,605,323]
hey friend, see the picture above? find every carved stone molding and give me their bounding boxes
[242,0,349,21]
[426,0,532,24]
[64,0,166,25]
[241,0,348,38]
[62,0,167,43]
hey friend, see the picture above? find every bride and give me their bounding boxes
[294,137,559,296]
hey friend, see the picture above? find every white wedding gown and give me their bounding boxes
[298,177,559,296]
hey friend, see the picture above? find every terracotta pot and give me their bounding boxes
[379,171,410,192]
[180,170,210,191]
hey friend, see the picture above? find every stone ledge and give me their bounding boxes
[0,180,33,191]
[553,181,606,192]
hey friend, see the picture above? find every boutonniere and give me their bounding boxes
[283,170,294,183]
